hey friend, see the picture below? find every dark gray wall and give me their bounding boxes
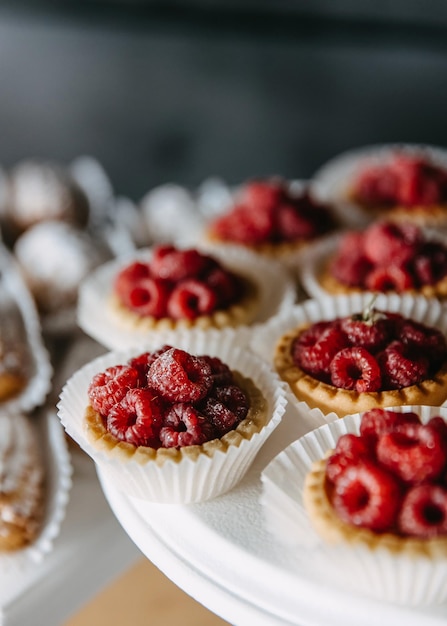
[2,4,447,201]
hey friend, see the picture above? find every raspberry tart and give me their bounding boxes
[300,220,447,300]
[205,178,339,265]
[313,144,447,229]
[57,332,286,503]
[261,405,447,605]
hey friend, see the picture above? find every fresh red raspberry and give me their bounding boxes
[365,265,415,292]
[200,397,241,435]
[122,277,170,318]
[377,422,447,483]
[377,340,429,389]
[276,202,319,240]
[392,155,446,206]
[340,314,393,353]
[88,365,140,416]
[128,345,173,385]
[106,388,165,447]
[398,484,447,538]
[326,434,373,484]
[159,403,217,448]
[353,164,398,205]
[198,356,233,387]
[167,279,218,319]
[398,319,447,367]
[363,221,422,266]
[413,241,447,285]
[213,384,249,422]
[204,268,239,307]
[292,325,350,380]
[330,252,373,287]
[114,261,151,302]
[359,408,420,445]
[426,416,447,445]
[151,245,213,282]
[241,180,284,213]
[149,348,213,403]
[332,461,401,532]
[329,347,382,392]
[213,203,276,244]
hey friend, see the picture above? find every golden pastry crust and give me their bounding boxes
[0,373,27,403]
[85,372,268,466]
[108,274,261,331]
[0,413,45,550]
[303,456,447,558]
[317,257,447,299]
[205,231,313,262]
[274,324,447,418]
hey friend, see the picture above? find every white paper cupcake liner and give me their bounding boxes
[77,243,296,351]
[0,244,52,414]
[313,143,447,229]
[261,406,447,606]
[57,328,288,503]
[250,292,447,425]
[0,410,72,574]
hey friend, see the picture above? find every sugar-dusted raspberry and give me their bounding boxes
[200,397,241,435]
[392,154,446,206]
[398,484,447,538]
[398,319,447,367]
[214,384,249,422]
[106,388,165,447]
[122,277,170,318]
[340,314,393,353]
[330,251,373,287]
[149,348,213,403]
[293,325,350,380]
[363,221,422,266]
[167,279,218,320]
[377,340,429,389]
[128,345,173,385]
[359,408,420,445]
[210,204,275,244]
[413,241,447,285]
[365,265,415,292]
[377,422,447,483]
[353,164,397,206]
[199,355,233,387]
[427,416,447,444]
[159,403,217,448]
[326,434,373,484]
[276,202,318,240]
[88,365,140,416]
[241,180,284,213]
[332,461,401,532]
[114,261,151,301]
[330,347,382,392]
[151,245,213,282]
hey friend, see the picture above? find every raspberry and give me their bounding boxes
[398,319,447,367]
[330,252,373,287]
[292,325,350,380]
[122,277,170,318]
[200,397,241,435]
[359,408,420,445]
[159,403,217,448]
[398,484,447,538]
[332,461,401,532]
[106,388,165,447]
[213,384,249,421]
[363,221,422,266]
[276,202,318,240]
[413,241,447,285]
[199,356,233,387]
[330,347,382,392]
[354,164,398,206]
[114,262,152,307]
[377,340,429,389]
[128,345,173,385]
[88,365,140,416]
[241,180,284,213]
[149,348,213,403]
[392,155,445,206]
[205,268,239,307]
[365,265,415,292]
[151,245,212,282]
[426,416,447,444]
[377,422,447,483]
[340,314,392,353]
[326,434,373,484]
[167,279,218,320]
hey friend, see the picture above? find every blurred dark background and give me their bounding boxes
[2,1,447,201]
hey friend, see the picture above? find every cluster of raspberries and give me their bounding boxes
[114,245,243,320]
[88,346,249,449]
[352,153,447,207]
[331,221,447,291]
[292,310,447,392]
[326,408,447,538]
[209,180,337,244]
